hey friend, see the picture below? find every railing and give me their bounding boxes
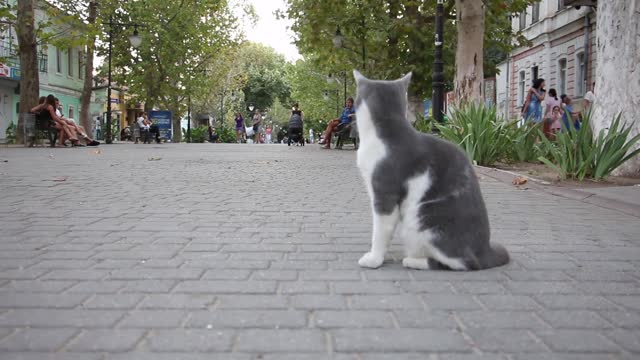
[0,39,48,73]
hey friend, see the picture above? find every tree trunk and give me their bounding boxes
[454,0,484,105]
[592,0,640,176]
[79,1,98,134]
[16,0,39,144]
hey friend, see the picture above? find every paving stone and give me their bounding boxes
[291,295,348,309]
[538,310,613,329]
[235,329,326,352]
[0,293,89,309]
[314,310,393,328]
[459,311,548,329]
[148,329,234,352]
[350,295,424,309]
[0,328,78,351]
[117,310,188,328]
[66,329,146,352]
[0,309,124,328]
[465,328,547,352]
[537,329,620,352]
[332,329,468,352]
[138,294,215,309]
[187,310,307,328]
[3,142,640,358]
[173,280,277,294]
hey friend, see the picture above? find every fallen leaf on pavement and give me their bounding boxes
[91,149,102,154]
[147,157,162,161]
[512,176,528,186]
[51,177,67,182]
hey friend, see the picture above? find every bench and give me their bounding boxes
[23,113,58,147]
[334,120,358,150]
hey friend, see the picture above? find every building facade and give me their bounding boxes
[0,0,87,142]
[496,0,596,120]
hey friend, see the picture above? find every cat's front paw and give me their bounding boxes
[358,252,384,269]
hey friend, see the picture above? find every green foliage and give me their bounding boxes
[537,113,640,181]
[505,121,542,163]
[5,122,16,144]
[182,126,208,143]
[216,125,236,143]
[436,103,512,166]
[236,43,291,111]
[413,113,436,134]
[280,0,538,99]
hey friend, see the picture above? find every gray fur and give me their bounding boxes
[354,71,509,270]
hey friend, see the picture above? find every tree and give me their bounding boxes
[15,0,39,144]
[454,0,484,104]
[101,0,243,142]
[592,1,639,176]
[282,0,537,106]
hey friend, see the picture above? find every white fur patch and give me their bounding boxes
[356,99,387,181]
[398,172,467,271]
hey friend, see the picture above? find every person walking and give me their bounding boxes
[234,112,245,143]
[252,109,262,144]
[521,78,546,123]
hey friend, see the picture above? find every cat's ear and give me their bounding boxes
[400,72,412,87]
[353,70,366,85]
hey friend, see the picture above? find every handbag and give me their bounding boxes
[245,126,255,137]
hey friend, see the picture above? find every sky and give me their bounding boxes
[240,0,302,62]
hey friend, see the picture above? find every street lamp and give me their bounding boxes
[432,0,445,123]
[323,89,340,117]
[332,26,344,48]
[106,17,143,144]
[333,22,366,70]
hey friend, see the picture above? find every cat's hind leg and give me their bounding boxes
[359,208,399,269]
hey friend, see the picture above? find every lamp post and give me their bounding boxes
[323,89,340,117]
[327,72,347,107]
[432,0,445,123]
[106,16,142,144]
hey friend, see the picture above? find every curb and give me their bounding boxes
[475,166,640,219]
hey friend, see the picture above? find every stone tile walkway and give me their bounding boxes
[0,143,639,359]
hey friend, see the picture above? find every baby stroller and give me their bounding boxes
[288,113,305,146]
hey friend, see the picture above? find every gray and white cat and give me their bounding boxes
[354,71,509,271]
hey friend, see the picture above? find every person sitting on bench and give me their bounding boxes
[319,97,355,149]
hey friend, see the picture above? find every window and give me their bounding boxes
[558,58,567,95]
[558,0,564,11]
[67,48,73,77]
[518,71,526,105]
[78,50,84,79]
[576,52,586,96]
[519,11,527,30]
[532,2,540,23]
[68,106,74,120]
[532,66,539,81]
[56,48,62,73]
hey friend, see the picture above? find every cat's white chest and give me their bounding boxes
[356,100,387,179]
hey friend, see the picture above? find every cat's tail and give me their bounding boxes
[480,243,510,269]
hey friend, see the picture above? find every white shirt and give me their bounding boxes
[137,116,149,130]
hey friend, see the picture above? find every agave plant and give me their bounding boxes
[537,112,640,180]
[436,103,512,166]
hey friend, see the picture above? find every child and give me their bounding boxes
[546,105,563,140]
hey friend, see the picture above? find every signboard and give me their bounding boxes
[423,99,432,119]
[149,110,172,141]
[10,67,20,80]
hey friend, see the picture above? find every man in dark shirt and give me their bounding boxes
[319,97,355,149]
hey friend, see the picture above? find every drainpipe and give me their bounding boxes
[505,56,510,121]
[583,9,591,93]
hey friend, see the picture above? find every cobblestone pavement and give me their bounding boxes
[0,143,639,360]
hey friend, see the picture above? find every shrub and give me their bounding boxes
[5,122,16,144]
[182,126,208,143]
[216,125,236,143]
[505,120,543,163]
[537,113,640,180]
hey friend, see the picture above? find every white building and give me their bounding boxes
[496,1,596,120]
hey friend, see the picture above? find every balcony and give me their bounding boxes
[0,40,49,74]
